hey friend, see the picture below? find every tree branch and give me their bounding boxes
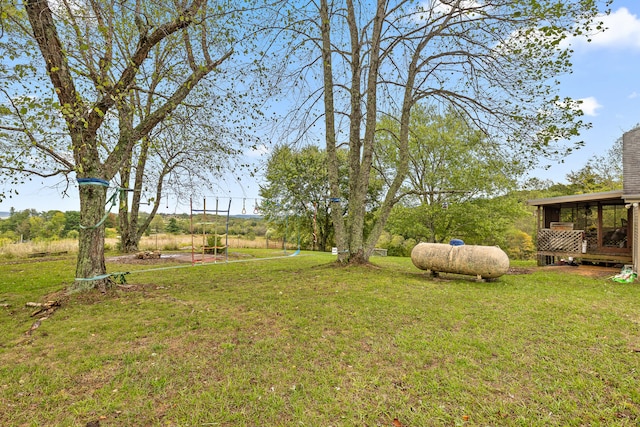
[86,0,208,135]
[25,0,84,118]
[103,48,233,177]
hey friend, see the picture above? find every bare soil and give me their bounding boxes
[106,251,251,265]
[538,264,620,278]
[506,264,619,278]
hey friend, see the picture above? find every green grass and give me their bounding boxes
[1,252,640,426]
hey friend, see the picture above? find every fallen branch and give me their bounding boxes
[26,300,61,317]
[22,301,62,336]
[25,302,43,307]
[25,316,48,336]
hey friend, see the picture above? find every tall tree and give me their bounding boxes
[378,105,524,244]
[274,0,610,264]
[112,4,271,253]
[0,0,244,289]
[116,90,257,253]
[376,105,519,206]
[565,124,640,194]
[259,145,345,251]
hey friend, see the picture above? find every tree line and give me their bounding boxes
[1,113,630,261]
[259,117,628,260]
[0,112,627,260]
[0,210,268,244]
[1,117,630,260]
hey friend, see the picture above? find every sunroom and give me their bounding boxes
[528,191,632,266]
[527,127,640,272]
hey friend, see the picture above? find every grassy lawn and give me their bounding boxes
[1,251,639,426]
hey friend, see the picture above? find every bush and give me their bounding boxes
[162,242,180,251]
[504,229,535,260]
[0,231,18,244]
[376,232,416,257]
[105,228,118,238]
[206,235,224,248]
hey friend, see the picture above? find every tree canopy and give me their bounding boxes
[378,105,526,245]
[259,145,345,252]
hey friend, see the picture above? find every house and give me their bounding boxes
[528,128,640,272]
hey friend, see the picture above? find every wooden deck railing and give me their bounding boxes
[536,229,632,266]
[537,229,584,253]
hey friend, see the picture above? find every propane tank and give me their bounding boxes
[411,242,509,279]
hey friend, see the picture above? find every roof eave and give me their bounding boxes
[527,190,624,206]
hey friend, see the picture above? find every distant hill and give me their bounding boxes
[0,211,262,220]
[230,214,262,219]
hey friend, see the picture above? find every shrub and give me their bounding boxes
[105,228,118,238]
[206,235,224,248]
[162,242,179,251]
[376,232,416,257]
[0,231,18,244]
[504,229,535,260]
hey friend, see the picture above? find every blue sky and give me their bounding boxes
[2,0,640,214]
[537,1,640,179]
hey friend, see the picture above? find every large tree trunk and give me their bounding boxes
[319,207,331,252]
[119,220,140,253]
[342,0,385,265]
[125,136,152,252]
[117,102,141,253]
[320,0,348,263]
[75,183,109,292]
[118,138,167,253]
[118,198,140,253]
[118,181,141,253]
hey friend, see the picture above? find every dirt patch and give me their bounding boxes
[539,264,619,278]
[507,267,534,275]
[106,251,256,265]
[505,264,620,278]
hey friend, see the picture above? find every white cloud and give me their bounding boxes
[554,97,602,117]
[431,0,483,15]
[629,91,639,99]
[414,0,485,21]
[577,96,602,116]
[570,7,640,51]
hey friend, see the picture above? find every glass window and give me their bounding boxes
[601,205,628,248]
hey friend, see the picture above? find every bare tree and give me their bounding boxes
[273,0,609,263]
[1,0,241,290]
[114,49,263,253]
[117,98,258,252]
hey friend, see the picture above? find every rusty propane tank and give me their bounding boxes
[411,242,509,279]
